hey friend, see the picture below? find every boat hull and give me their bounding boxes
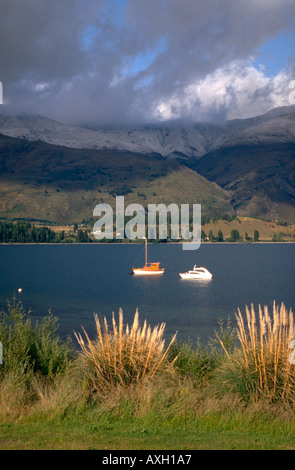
[133,269,165,275]
[179,272,212,279]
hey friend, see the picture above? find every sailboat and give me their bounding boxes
[132,237,165,275]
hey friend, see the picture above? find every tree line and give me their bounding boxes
[0,221,90,243]
[0,220,264,244]
[0,221,57,243]
[202,228,260,242]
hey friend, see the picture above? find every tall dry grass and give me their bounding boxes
[74,309,177,393]
[217,302,295,403]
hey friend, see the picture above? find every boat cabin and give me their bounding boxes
[143,262,162,271]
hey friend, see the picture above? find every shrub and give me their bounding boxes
[169,340,219,380]
[0,297,74,379]
[215,302,295,404]
[74,309,177,394]
[169,318,237,380]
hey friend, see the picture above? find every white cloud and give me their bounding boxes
[153,60,293,122]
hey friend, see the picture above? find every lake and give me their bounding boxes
[0,243,294,344]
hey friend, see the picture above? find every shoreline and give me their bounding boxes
[0,241,294,246]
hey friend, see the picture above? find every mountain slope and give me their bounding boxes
[194,141,295,223]
[0,134,232,224]
[191,106,295,223]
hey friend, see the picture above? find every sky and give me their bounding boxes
[0,0,294,126]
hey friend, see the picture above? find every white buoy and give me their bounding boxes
[18,288,22,293]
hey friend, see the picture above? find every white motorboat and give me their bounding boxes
[179,265,212,280]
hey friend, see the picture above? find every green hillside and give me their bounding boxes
[0,134,232,224]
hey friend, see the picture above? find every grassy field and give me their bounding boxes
[202,216,295,242]
[1,407,295,450]
[1,299,295,450]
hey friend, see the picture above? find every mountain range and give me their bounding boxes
[1,105,294,160]
[0,105,294,224]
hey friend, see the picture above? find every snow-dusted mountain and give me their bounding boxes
[223,112,295,148]
[0,105,294,161]
[0,113,229,159]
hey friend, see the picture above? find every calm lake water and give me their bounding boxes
[0,243,294,343]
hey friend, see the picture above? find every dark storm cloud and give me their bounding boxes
[0,0,295,125]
